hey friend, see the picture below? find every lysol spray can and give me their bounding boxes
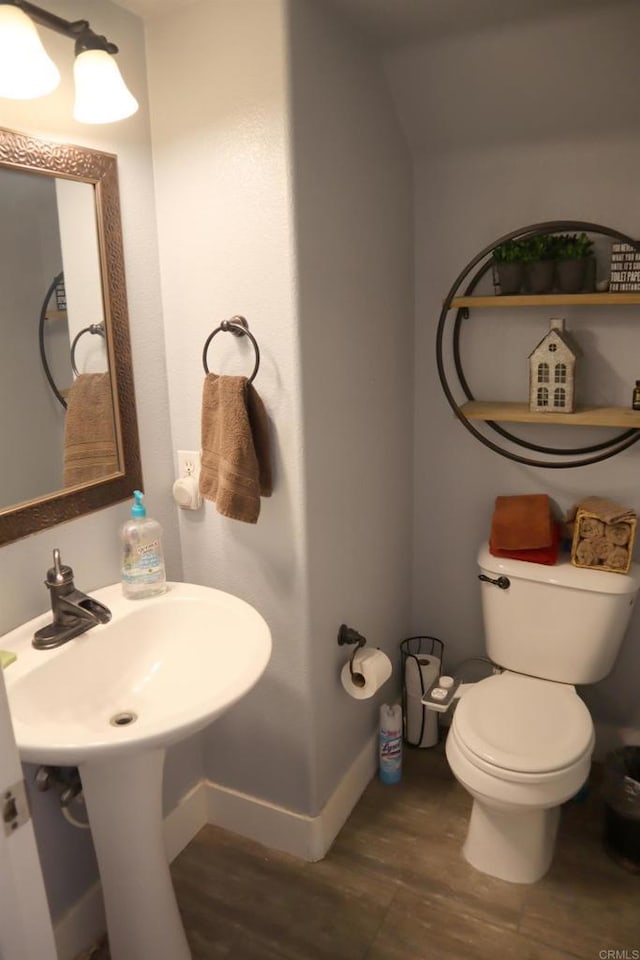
[379,703,402,784]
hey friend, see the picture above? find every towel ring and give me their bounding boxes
[202,316,260,384]
[71,323,105,377]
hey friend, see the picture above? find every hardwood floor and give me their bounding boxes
[90,744,640,959]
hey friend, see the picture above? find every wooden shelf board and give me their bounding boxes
[451,293,640,309]
[460,401,640,428]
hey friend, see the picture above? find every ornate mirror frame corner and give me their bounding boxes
[0,126,142,546]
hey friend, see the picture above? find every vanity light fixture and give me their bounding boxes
[0,4,59,99]
[0,0,138,123]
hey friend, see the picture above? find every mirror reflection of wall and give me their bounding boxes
[0,168,115,513]
[56,179,107,376]
[0,169,66,507]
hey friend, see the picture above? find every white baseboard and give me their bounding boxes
[55,737,377,959]
[309,731,378,859]
[593,722,640,762]
[56,779,208,960]
[206,732,377,861]
[54,882,105,960]
[163,778,208,862]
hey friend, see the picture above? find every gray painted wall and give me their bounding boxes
[0,172,65,504]
[146,0,315,814]
[385,0,640,742]
[146,0,414,817]
[289,0,414,813]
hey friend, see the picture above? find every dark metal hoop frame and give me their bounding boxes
[202,316,260,384]
[436,219,640,469]
[38,271,67,409]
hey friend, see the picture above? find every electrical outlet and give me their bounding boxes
[173,450,203,510]
[177,450,200,479]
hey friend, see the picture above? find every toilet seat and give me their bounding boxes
[453,672,593,777]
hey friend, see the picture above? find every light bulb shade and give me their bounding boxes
[0,5,60,99]
[73,49,138,124]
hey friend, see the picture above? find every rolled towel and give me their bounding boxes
[605,522,631,546]
[592,537,613,562]
[607,546,630,571]
[580,516,604,540]
[575,539,597,566]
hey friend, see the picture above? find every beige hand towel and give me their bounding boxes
[574,496,636,525]
[63,373,119,487]
[199,374,272,524]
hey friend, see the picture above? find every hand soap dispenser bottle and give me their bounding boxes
[121,490,167,599]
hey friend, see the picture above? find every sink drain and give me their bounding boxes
[110,711,138,727]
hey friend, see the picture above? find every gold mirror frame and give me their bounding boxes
[0,127,142,545]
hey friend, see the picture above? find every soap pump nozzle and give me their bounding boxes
[130,489,147,518]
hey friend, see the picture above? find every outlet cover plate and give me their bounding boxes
[177,450,200,479]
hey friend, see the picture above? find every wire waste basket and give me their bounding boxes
[603,746,640,872]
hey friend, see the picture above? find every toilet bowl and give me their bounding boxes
[445,544,640,883]
[446,671,594,883]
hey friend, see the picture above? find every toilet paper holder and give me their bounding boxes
[337,624,367,688]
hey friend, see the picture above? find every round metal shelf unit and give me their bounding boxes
[436,219,640,468]
[38,271,67,410]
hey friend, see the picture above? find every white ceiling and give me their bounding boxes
[118,0,614,47]
[116,0,196,20]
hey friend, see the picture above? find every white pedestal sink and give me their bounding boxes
[3,582,272,960]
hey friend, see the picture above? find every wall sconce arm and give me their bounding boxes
[6,1,119,53]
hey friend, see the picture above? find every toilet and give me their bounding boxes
[445,543,640,884]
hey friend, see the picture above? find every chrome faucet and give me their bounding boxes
[33,549,112,650]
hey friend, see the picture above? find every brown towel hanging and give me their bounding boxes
[199,374,272,524]
[63,373,119,487]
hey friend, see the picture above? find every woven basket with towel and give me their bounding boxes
[569,497,637,574]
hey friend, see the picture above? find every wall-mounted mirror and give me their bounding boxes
[0,127,142,545]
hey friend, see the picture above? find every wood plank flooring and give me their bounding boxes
[90,744,640,959]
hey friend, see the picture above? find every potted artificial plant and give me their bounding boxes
[555,232,595,293]
[493,239,527,295]
[525,234,557,294]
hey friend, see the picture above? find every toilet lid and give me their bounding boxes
[454,673,593,774]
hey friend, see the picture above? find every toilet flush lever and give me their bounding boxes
[478,574,510,589]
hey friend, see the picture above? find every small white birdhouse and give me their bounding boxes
[528,318,576,413]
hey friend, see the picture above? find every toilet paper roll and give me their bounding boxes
[405,655,440,747]
[341,648,392,700]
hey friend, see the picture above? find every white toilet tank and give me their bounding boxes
[478,544,640,684]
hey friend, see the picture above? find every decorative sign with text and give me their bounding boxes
[610,242,640,292]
